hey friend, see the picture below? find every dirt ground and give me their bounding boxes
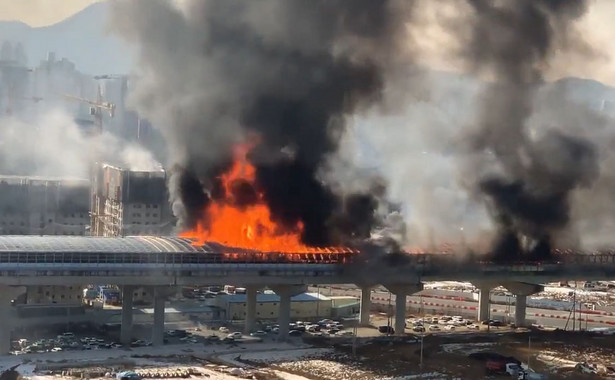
[326,329,615,379]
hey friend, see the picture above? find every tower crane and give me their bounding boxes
[62,84,115,135]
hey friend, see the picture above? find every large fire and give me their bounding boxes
[181,142,356,257]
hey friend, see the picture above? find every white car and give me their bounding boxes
[468,324,480,330]
[444,325,455,331]
[227,332,243,339]
[428,325,440,331]
[219,327,229,333]
[337,331,354,337]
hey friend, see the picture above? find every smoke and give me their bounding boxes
[456,0,598,260]
[0,109,159,178]
[111,0,415,245]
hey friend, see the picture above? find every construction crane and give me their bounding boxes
[62,84,115,135]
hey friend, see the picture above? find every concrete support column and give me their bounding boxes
[385,283,423,336]
[0,286,25,354]
[502,282,544,327]
[359,286,372,326]
[278,292,291,339]
[120,285,135,345]
[394,293,407,335]
[515,294,527,327]
[244,287,258,334]
[478,287,491,322]
[151,288,166,346]
[272,285,307,341]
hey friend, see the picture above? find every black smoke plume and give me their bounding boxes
[111,0,413,246]
[460,0,598,261]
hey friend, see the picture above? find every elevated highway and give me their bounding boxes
[0,235,613,354]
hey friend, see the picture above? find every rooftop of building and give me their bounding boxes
[0,175,89,186]
[100,161,165,175]
[0,236,215,253]
[222,292,330,304]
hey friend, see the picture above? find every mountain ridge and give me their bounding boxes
[0,2,133,75]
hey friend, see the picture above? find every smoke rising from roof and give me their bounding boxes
[110,0,416,245]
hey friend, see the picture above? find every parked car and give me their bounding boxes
[413,326,425,332]
[444,325,455,331]
[428,325,440,331]
[289,330,303,337]
[219,327,230,333]
[227,332,242,339]
[250,331,267,337]
[378,325,394,334]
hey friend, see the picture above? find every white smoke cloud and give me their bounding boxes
[0,108,159,178]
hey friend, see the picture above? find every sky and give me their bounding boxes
[0,0,614,85]
[0,0,103,26]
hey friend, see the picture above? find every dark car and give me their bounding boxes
[289,330,303,337]
[378,325,395,334]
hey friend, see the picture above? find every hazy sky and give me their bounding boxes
[0,0,103,26]
[0,0,614,85]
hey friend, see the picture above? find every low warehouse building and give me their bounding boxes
[216,292,332,321]
[330,296,360,318]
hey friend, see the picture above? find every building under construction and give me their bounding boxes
[0,175,89,235]
[90,162,174,237]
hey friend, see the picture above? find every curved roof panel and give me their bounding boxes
[0,236,212,253]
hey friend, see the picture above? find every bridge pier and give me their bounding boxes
[151,286,176,346]
[477,286,492,322]
[121,285,135,346]
[502,282,544,327]
[359,286,372,326]
[385,284,423,336]
[244,286,258,334]
[0,286,25,354]
[272,285,307,341]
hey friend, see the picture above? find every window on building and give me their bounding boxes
[153,205,158,209]
[77,295,81,299]
[259,303,263,306]
[270,312,274,315]
[61,295,65,299]
[48,219,52,223]
[146,205,150,209]
[142,292,146,296]
[71,213,75,218]
[152,213,158,217]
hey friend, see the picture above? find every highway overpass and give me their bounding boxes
[0,235,613,354]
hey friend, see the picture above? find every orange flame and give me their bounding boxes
[181,142,354,256]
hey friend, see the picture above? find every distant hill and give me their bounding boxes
[0,2,134,75]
